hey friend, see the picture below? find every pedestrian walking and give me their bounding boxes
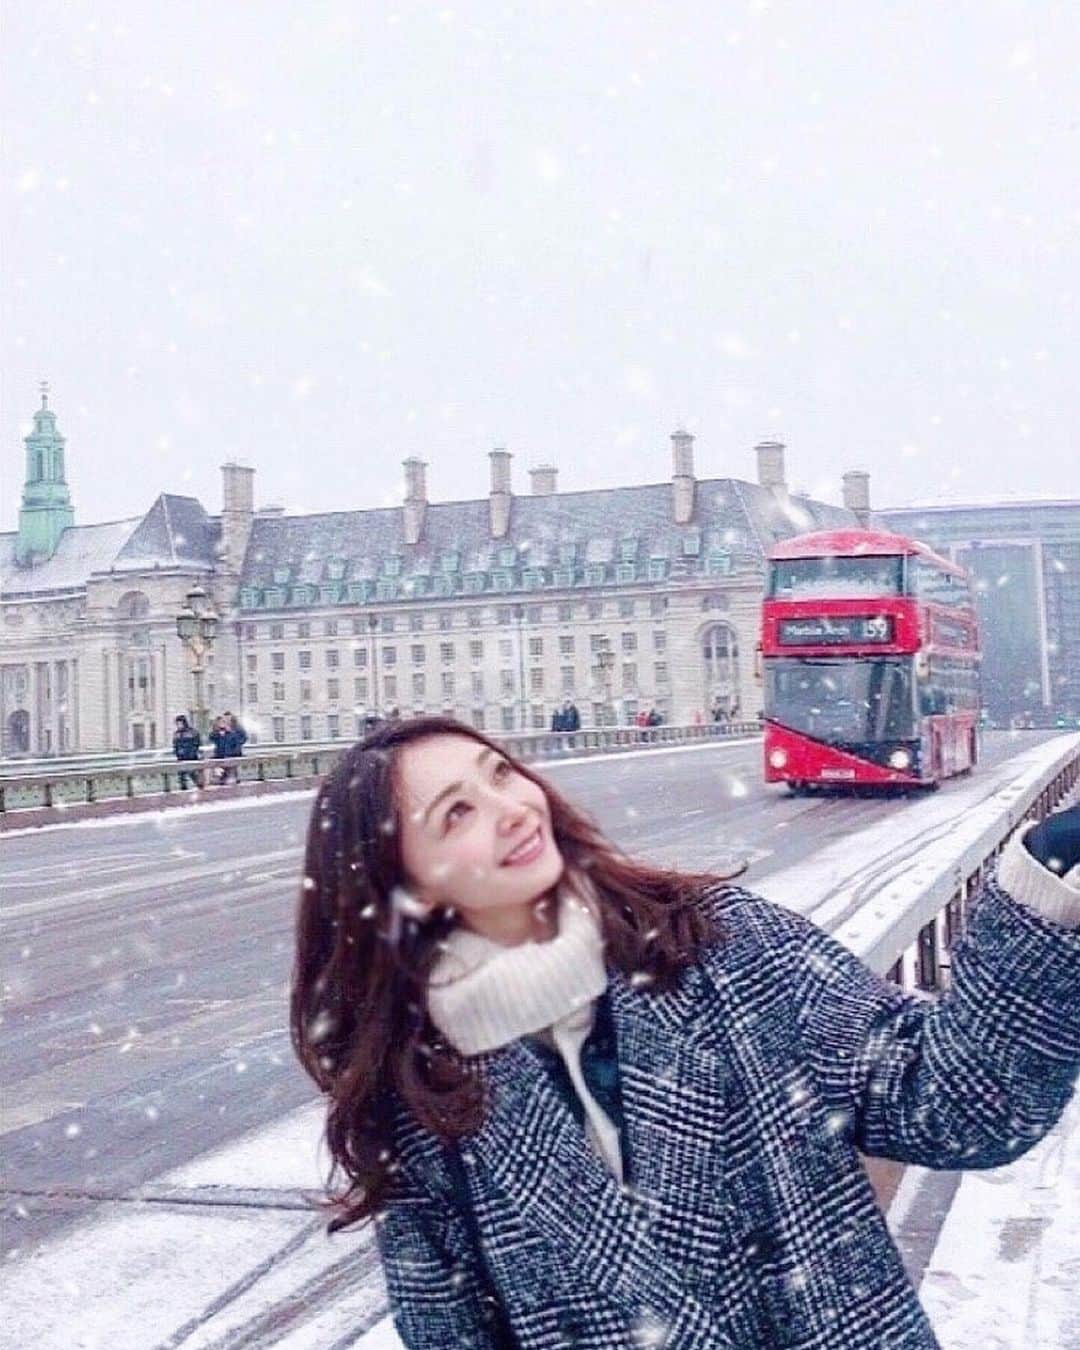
[224,711,247,783]
[208,714,231,784]
[292,715,1079,1349]
[172,714,201,789]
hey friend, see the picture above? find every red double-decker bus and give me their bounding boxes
[760,529,981,791]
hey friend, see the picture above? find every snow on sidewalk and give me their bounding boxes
[917,1091,1080,1350]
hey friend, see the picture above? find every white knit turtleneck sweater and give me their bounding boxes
[427,885,623,1180]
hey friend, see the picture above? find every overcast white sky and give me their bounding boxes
[3,0,1078,531]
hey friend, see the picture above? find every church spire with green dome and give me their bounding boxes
[16,382,75,565]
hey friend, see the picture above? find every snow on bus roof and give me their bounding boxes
[767,528,948,563]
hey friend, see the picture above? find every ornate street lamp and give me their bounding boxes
[176,584,219,737]
[594,638,616,727]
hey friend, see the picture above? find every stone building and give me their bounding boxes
[2,392,861,755]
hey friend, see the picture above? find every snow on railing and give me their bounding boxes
[828,735,1079,986]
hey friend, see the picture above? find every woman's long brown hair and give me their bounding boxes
[290,715,732,1231]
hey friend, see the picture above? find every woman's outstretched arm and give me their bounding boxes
[715,811,1080,1170]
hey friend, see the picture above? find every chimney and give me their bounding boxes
[489,447,512,539]
[530,464,558,496]
[755,440,787,495]
[842,469,871,527]
[221,462,255,574]
[671,427,695,524]
[402,457,427,545]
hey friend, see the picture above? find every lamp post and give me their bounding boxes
[594,637,615,727]
[176,584,219,738]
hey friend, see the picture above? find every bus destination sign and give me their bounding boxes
[777,615,894,646]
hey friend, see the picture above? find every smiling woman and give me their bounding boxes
[290,716,1080,1350]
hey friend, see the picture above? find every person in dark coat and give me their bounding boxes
[291,716,1080,1350]
[208,714,232,784]
[172,715,201,789]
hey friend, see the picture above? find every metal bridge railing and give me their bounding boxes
[0,721,762,817]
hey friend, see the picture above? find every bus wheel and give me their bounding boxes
[787,781,806,797]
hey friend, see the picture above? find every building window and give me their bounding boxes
[621,632,637,652]
[413,672,426,699]
[352,617,366,635]
[245,653,257,673]
[382,646,397,666]
[469,639,484,662]
[467,610,482,628]
[649,596,668,616]
[618,598,636,618]
[297,621,311,639]
[272,716,285,742]
[496,606,513,624]
[498,638,513,660]
[561,666,575,692]
[244,623,257,640]
[300,679,313,703]
[472,709,486,730]
[299,650,312,670]
[441,671,455,700]
[327,678,340,701]
[409,613,424,632]
[653,630,667,652]
[587,600,603,619]
[471,671,484,699]
[530,668,544,693]
[500,706,516,731]
[558,603,574,622]
[590,633,607,653]
[622,663,638,689]
[383,556,402,577]
[384,675,397,702]
[411,644,425,665]
[654,662,669,685]
[529,637,543,657]
[440,642,455,663]
[682,531,702,556]
[354,676,368,701]
[438,612,453,631]
[300,715,313,741]
[648,560,668,582]
[271,651,285,672]
[273,681,285,702]
[553,566,575,588]
[246,683,258,704]
[586,564,606,586]
[559,635,574,655]
[380,614,396,633]
[326,649,340,669]
[530,703,546,729]
[500,669,515,695]
[353,646,368,667]
[526,605,542,623]
[327,713,340,738]
[324,619,338,637]
[616,564,636,584]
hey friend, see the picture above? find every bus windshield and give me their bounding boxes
[765,657,915,742]
[768,554,904,599]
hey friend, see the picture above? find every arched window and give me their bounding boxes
[702,622,741,716]
[116,591,151,620]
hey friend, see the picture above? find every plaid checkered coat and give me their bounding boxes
[377,876,1080,1348]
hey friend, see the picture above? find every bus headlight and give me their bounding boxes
[888,749,912,770]
[769,749,788,769]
